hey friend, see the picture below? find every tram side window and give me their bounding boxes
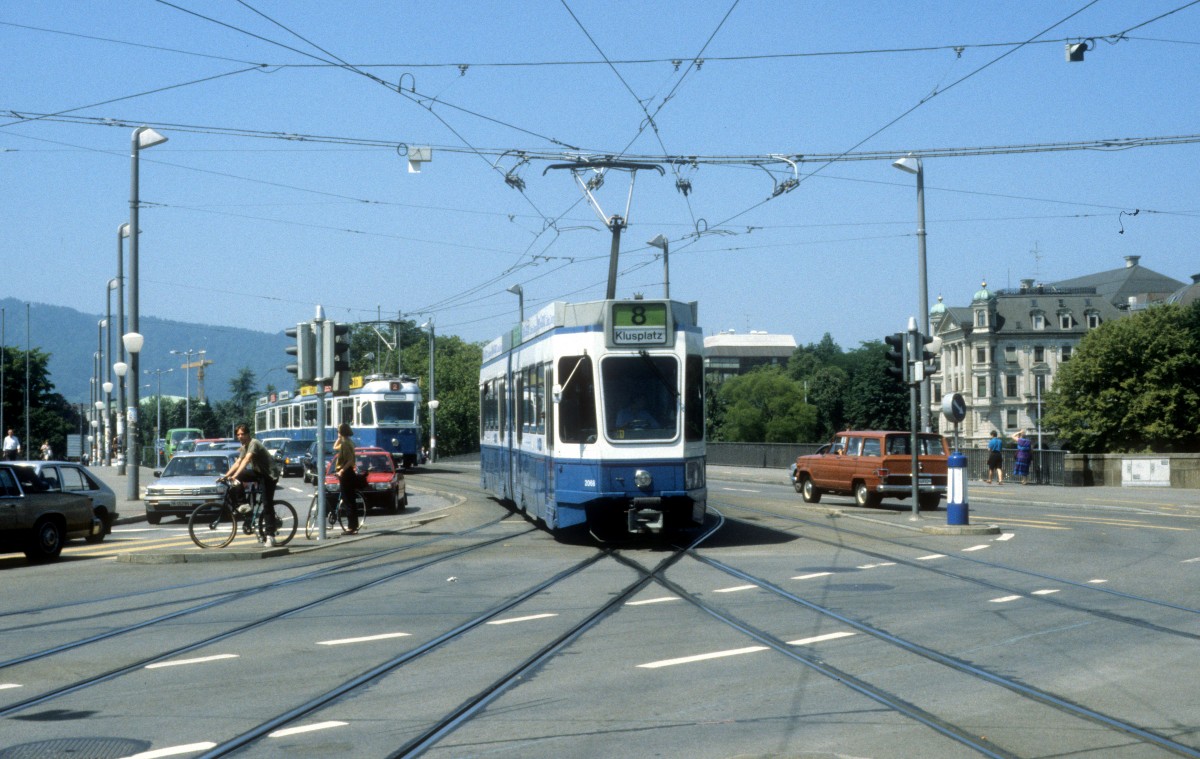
[544,366,554,450]
[534,362,546,435]
[557,355,596,444]
[359,401,374,427]
[255,411,267,434]
[301,401,317,429]
[515,372,524,443]
[685,354,704,442]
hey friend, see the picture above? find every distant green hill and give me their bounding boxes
[0,297,290,404]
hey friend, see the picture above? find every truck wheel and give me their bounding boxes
[146,513,162,525]
[854,482,881,508]
[919,494,941,510]
[801,477,822,504]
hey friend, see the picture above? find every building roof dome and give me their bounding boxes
[930,294,947,315]
[972,281,993,302]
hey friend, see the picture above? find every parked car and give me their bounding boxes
[262,437,290,456]
[0,463,101,561]
[143,451,238,524]
[322,446,407,512]
[192,438,238,452]
[791,430,949,510]
[276,439,314,478]
[302,440,335,485]
[11,460,117,539]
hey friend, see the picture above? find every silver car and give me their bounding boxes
[143,452,237,524]
[11,460,116,541]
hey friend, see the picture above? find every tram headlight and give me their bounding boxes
[685,459,705,490]
[634,469,653,490]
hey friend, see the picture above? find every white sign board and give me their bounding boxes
[1121,458,1170,487]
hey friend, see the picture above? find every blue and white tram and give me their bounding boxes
[479,298,707,536]
[254,375,424,468]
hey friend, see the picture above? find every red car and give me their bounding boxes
[322,446,408,512]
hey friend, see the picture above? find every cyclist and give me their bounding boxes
[223,422,279,546]
[333,422,359,535]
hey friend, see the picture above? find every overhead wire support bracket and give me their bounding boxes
[544,160,664,299]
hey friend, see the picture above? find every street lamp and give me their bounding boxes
[128,126,167,498]
[506,284,524,323]
[105,277,118,465]
[170,348,197,428]
[420,319,436,463]
[116,225,130,473]
[891,153,931,432]
[647,234,670,298]
[97,319,108,465]
[145,367,172,468]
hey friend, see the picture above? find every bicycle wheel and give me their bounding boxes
[188,501,237,549]
[265,500,298,546]
[305,494,319,540]
[336,493,367,532]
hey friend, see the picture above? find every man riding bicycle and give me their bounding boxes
[223,423,279,546]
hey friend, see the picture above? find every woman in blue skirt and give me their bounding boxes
[1011,429,1033,485]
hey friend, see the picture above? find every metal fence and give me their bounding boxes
[707,442,1066,486]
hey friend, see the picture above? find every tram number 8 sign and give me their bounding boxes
[610,301,670,347]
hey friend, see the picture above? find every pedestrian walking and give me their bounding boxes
[986,430,1004,485]
[3,429,20,461]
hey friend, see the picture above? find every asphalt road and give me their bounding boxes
[1,464,1197,757]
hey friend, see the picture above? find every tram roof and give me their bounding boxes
[482,298,699,363]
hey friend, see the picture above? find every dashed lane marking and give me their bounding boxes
[145,654,239,669]
[318,632,412,645]
[269,721,348,737]
[488,613,559,625]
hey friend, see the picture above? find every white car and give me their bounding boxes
[144,452,238,524]
[11,460,117,540]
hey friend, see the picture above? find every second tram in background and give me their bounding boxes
[479,298,707,538]
[254,375,423,468]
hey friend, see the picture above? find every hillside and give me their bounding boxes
[0,297,290,405]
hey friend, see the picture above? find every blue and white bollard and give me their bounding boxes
[946,450,969,525]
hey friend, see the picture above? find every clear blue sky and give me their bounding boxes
[3,1,1198,373]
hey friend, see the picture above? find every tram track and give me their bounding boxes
[0,517,531,716]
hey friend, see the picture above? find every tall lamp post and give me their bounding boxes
[169,348,196,428]
[96,321,107,464]
[647,234,670,298]
[105,277,118,465]
[128,126,167,500]
[116,224,131,474]
[420,318,436,463]
[145,367,172,468]
[506,284,524,324]
[891,153,931,432]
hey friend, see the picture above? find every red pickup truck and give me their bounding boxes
[791,430,948,510]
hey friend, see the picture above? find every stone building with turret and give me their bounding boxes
[928,256,1186,447]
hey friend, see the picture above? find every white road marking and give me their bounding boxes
[916,554,946,561]
[269,721,348,737]
[1088,579,1108,584]
[995,533,1015,541]
[990,595,1022,603]
[0,683,21,690]
[638,646,768,669]
[1032,589,1060,596]
[856,562,896,569]
[713,584,758,593]
[318,632,412,645]
[119,742,217,758]
[145,654,238,669]
[787,631,856,646]
[791,572,833,580]
[1183,557,1200,563]
[626,596,679,606]
[721,487,761,493]
[488,613,558,625]
[962,545,990,552]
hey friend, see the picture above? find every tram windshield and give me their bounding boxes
[602,355,678,441]
[374,400,416,425]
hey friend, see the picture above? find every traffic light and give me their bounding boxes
[884,332,907,383]
[285,322,315,382]
[908,332,941,382]
[918,333,942,375]
[322,322,352,393]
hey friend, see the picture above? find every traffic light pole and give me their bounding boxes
[313,309,329,541]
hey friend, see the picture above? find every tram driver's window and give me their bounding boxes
[557,356,596,444]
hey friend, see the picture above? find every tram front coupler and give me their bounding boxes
[627,498,665,533]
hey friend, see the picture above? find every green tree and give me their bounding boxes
[842,340,909,430]
[715,367,817,443]
[0,346,80,459]
[1044,302,1200,453]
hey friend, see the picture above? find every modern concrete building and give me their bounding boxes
[929,256,1185,447]
[704,331,798,383]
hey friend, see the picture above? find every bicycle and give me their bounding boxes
[188,478,297,549]
[305,487,367,540]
